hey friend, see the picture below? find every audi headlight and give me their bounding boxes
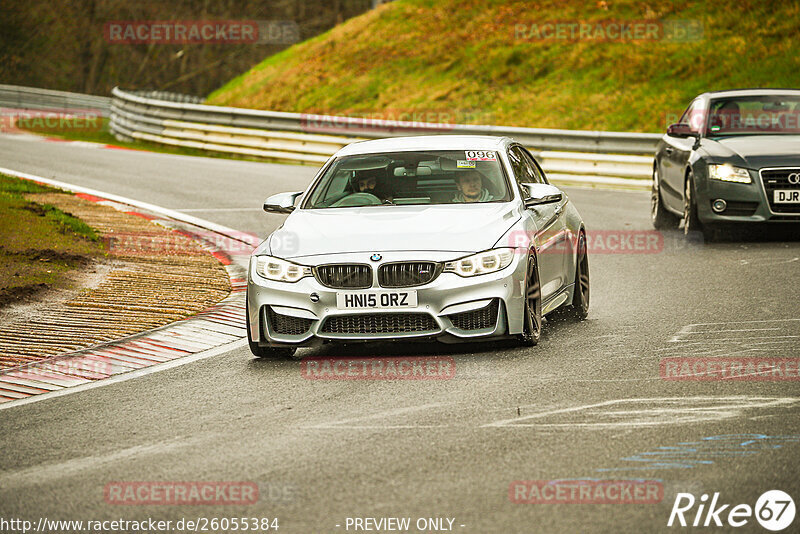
[254,255,311,282]
[708,164,751,184]
[443,248,515,277]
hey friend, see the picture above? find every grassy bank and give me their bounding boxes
[0,174,103,306]
[207,0,800,133]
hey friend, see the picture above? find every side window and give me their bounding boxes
[678,102,693,124]
[510,146,546,185]
[520,148,547,184]
[508,146,527,185]
[510,146,535,182]
[679,99,705,133]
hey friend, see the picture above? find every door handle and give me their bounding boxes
[665,147,674,155]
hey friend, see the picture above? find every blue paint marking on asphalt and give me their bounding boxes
[595,434,800,472]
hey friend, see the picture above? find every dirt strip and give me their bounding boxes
[0,192,231,369]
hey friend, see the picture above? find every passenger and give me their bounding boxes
[453,170,493,203]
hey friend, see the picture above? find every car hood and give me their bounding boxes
[701,135,800,169]
[261,203,520,259]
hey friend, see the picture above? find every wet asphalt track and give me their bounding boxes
[0,134,799,533]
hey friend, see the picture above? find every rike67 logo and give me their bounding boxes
[668,490,795,531]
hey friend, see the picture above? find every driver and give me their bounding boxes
[715,101,741,130]
[453,170,493,203]
[356,174,378,194]
[351,169,391,202]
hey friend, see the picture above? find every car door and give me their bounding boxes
[661,99,704,211]
[509,145,568,301]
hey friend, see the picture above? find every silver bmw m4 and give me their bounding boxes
[246,135,589,358]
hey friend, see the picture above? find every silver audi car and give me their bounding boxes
[246,135,589,358]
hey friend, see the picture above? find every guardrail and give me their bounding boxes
[0,84,658,187]
[0,84,112,116]
[110,87,657,188]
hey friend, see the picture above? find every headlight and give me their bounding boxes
[708,164,751,184]
[254,255,311,282]
[443,248,515,277]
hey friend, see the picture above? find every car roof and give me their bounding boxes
[697,88,800,100]
[334,135,514,157]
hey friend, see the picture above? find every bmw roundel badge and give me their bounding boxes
[370,253,382,262]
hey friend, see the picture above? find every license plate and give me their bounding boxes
[336,291,418,309]
[774,190,800,203]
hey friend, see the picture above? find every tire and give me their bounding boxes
[562,231,590,320]
[246,303,299,359]
[651,164,679,230]
[519,252,542,347]
[683,172,719,243]
[683,172,704,238]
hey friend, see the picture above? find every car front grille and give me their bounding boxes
[448,299,499,331]
[378,262,440,288]
[320,313,438,335]
[267,307,314,336]
[714,200,759,217]
[315,264,372,289]
[761,168,800,214]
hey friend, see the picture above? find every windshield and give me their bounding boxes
[304,150,511,208]
[706,95,800,136]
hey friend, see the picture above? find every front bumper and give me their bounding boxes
[247,251,527,346]
[696,168,800,224]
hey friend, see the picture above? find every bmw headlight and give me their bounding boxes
[443,248,515,277]
[254,255,311,282]
[708,164,751,184]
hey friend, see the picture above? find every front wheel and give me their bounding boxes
[246,303,299,359]
[651,165,679,229]
[683,173,703,237]
[683,173,718,243]
[519,252,542,347]
[564,231,590,320]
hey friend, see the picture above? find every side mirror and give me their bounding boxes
[666,123,698,139]
[522,183,563,208]
[263,191,303,214]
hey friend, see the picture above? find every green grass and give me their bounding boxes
[18,117,117,145]
[0,174,57,196]
[0,174,103,306]
[207,0,800,133]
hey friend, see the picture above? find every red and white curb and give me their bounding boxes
[0,168,260,409]
[0,115,136,151]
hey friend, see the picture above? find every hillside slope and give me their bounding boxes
[207,0,800,133]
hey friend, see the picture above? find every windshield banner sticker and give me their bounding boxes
[465,150,497,161]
